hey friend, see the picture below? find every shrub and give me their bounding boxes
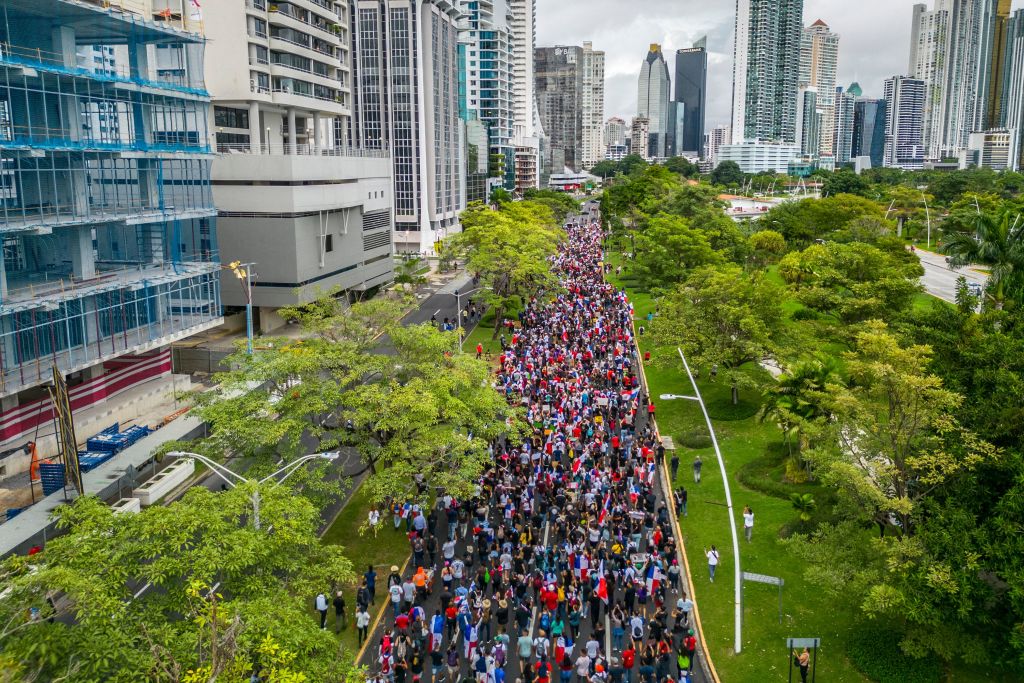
[678,430,712,449]
[846,627,942,683]
[791,308,821,321]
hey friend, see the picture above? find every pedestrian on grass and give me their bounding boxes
[315,591,329,630]
[743,506,754,542]
[704,546,719,582]
[334,590,347,632]
[692,456,702,484]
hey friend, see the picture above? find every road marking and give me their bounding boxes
[434,309,442,316]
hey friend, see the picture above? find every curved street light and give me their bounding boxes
[164,451,339,530]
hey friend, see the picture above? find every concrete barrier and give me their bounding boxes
[111,497,141,515]
[134,459,195,506]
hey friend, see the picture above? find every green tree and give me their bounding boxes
[943,209,1024,307]
[618,154,649,176]
[709,160,744,188]
[0,486,355,681]
[631,213,722,290]
[778,241,923,322]
[523,188,580,223]
[490,186,513,205]
[650,264,782,404]
[590,159,618,179]
[451,200,563,335]
[815,321,997,535]
[663,156,699,177]
[789,493,817,525]
[340,323,523,503]
[822,169,871,197]
[394,255,428,291]
[940,192,1004,234]
[758,356,841,460]
[748,229,787,268]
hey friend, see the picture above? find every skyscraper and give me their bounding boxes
[580,42,606,169]
[799,19,840,156]
[459,0,515,190]
[1001,10,1024,169]
[853,98,889,168]
[731,0,804,143]
[536,46,584,174]
[795,87,822,157]
[507,0,541,193]
[674,39,708,155]
[637,44,671,158]
[986,0,1014,128]
[833,86,857,164]
[535,42,603,174]
[909,2,951,159]
[941,0,998,155]
[352,0,466,254]
[883,75,927,168]
[630,117,651,158]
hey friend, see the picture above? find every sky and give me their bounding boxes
[536,0,1024,132]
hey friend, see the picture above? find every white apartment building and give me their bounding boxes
[580,41,606,169]
[509,0,541,190]
[717,141,799,173]
[630,117,650,159]
[351,0,466,254]
[204,0,394,324]
[705,124,732,164]
[605,117,627,148]
[883,75,927,169]
[799,19,840,157]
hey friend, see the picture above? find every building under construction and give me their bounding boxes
[0,0,221,478]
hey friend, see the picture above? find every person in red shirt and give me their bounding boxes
[476,343,483,359]
[535,657,551,683]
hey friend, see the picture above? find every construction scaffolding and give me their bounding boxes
[0,0,221,400]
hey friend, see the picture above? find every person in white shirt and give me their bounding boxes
[743,506,754,542]
[368,507,381,536]
[315,592,329,629]
[356,606,371,646]
[705,546,720,582]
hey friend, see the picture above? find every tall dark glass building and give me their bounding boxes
[852,98,888,168]
[674,38,708,155]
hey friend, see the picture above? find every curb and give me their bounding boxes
[621,265,722,683]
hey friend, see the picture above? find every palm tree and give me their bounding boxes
[942,210,1024,308]
[394,256,428,291]
[790,493,816,527]
[758,356,840,455]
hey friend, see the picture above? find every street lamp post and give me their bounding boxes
[660,346,743,654]
[165,451,339,530]
[225,261,256,355]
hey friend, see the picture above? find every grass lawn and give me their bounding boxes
[320,481,411,655]
[640,356,870,682]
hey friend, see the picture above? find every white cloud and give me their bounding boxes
[537,0,1024,133]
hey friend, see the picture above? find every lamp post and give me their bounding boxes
[165,451,339,530]
[660,346,743,654]
[225,261,256,355]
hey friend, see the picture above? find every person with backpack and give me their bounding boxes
[682,631,697,675]
[315,591,329,630]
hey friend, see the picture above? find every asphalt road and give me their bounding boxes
[915,248,987,303]
[358,204,707,683]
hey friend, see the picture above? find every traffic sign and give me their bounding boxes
[743,571,783,586]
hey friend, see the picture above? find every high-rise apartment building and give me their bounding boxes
[986,0,1014,129]
[674,39,708,156]
[799,19,840,156]
[536,42,603,174]
[351,0,465,254]
[205,1,394,320]
[853,98,888,169]
[508,0,541,192]
[731,0,804,143]
[630,117,651,159]
[459,0,515,190]
[0,0,222,469]
[883,75,927,168]
[833,86,857,164]
[795,87,822,157]
[706,125,733,163]
[605,117,627,147]
[637,44,671,158]
[909,2,951,158]
[1001,10,1024,169]
[579,42,605,170]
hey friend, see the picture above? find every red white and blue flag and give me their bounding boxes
[645,564,663,594]
[598,491,612,526]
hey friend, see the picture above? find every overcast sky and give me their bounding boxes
[536,0,1024,131]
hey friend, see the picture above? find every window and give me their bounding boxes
[325,234,334,252]
[214,107,250,129]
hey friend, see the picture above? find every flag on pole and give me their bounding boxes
[596,571,609,604]
[598,491,612,526]
[645,564,662,594]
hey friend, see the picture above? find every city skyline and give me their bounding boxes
[537,0,1024,135]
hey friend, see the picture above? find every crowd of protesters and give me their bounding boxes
[357,209,700,683]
